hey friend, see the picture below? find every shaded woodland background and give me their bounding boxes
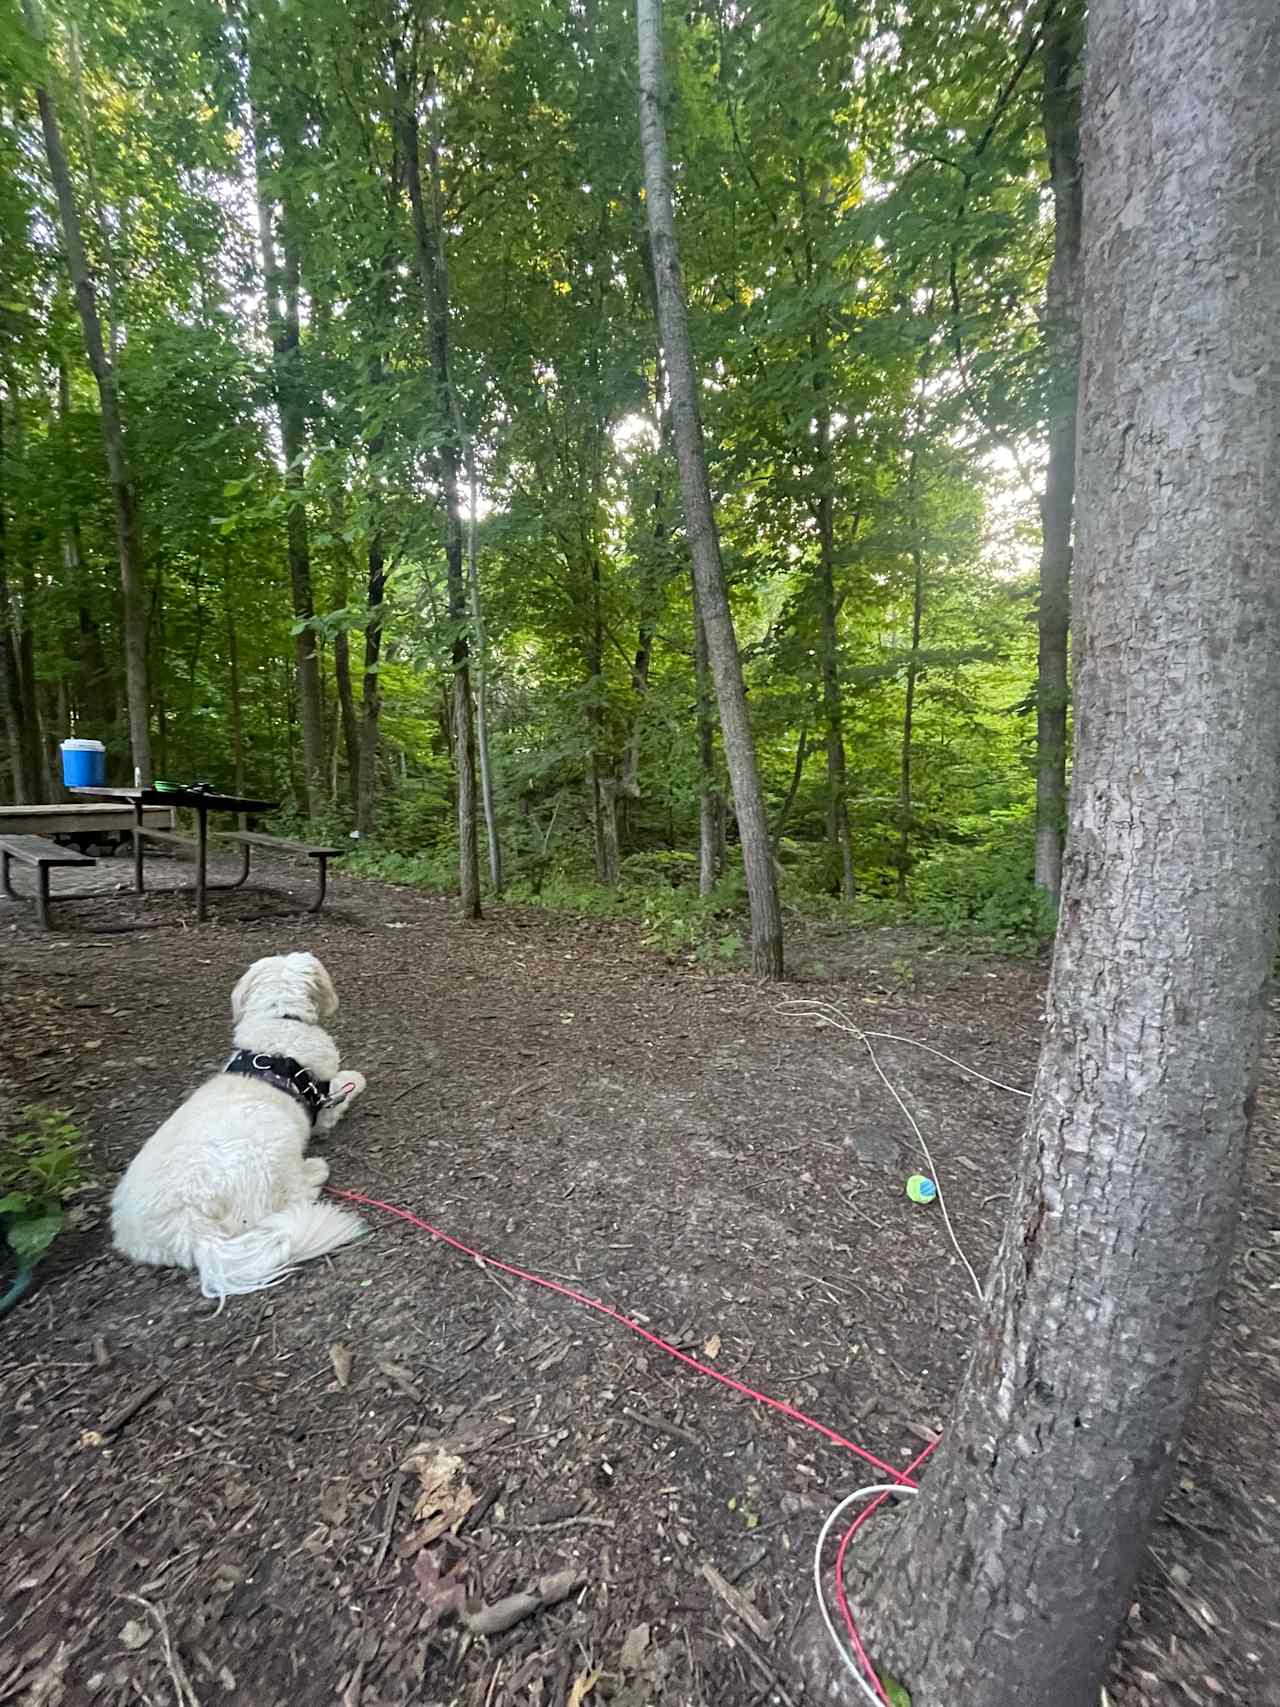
[0,0,1083,950]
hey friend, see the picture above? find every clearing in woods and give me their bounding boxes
[1,864,1276,1706]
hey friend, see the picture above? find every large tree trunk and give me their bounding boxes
[637,0,782,975]
[224,576,245,796]
[466,450,502,895]
[26,0,151,783]
[897,453,926,902]
[0,399,36,803]
[356,528,385,842]
[252,129,326,817]
[331,553,361,815]
[1033,0,1085,903]
[813,405,855,900]
[801,3,1280,1702]
[398,55,481,919]
[692,596,719,899]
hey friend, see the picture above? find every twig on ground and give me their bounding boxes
[700,1563,777,1643]
[92,1377,165,1442]
[122,1595,201,1707]
[722,1626,799,1707]
[619,1405,703,1450]
[372,1472,406,1575]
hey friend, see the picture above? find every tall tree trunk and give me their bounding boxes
[25,0,151,782]
[15,568,42,793]
[59,360,112,740]
[813,403,854,900]
[692,594,718,899]
[356,527,385,841]
[802,4,1280,1702]
[897,454,926,901]
[224,577,245,797]
[0,399,36,802]
[466,449,502,894]
[1033,0,1085,903]
[252,127,325,816]
[331,553,361,815]
[637,0,782,975]
[398,54,481,918]
[772,726,809,858]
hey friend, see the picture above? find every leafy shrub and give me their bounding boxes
[345,846,459,892]
[910,808,1057,946]
[619,849,700,888]
[1,1106,91,1313]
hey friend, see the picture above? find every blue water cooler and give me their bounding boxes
[60,738,107,788]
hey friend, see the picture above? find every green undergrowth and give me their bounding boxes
[335,812,1057,962]
[0,1106,92,1317]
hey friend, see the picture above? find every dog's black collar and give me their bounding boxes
[224,1050,330,1125]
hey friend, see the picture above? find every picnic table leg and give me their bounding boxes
[132,798,145,894]
[196,803,209,922]
[0,850,14,901]
[35,864,51,931]
[308,855,330,913]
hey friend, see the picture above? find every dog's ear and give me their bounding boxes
[231,959,268,1021]
[310,958,339,1018]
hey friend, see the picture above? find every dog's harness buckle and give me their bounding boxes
[224,1051,331,1126]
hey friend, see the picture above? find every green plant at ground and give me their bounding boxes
[0,1106,91,1318]
[910,808,1058,948]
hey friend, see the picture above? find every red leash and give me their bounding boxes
[329,1185,929,1696]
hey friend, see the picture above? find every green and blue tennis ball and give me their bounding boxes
[906,1174,937,1204]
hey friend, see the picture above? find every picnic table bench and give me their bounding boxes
[0,833,96,931]
[217,831,345,913]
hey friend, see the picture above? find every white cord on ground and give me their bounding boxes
[786,1000,1035,1695]
[860,1029,1032,1100]
[782,997,987,1303]
[812,1483,918,1706]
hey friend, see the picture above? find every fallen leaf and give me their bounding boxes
[567,1670,601,1707]
[329,1343,353,1388]
[319,1480,350,1526]
[400,1445,477,1542]
[704,1333,721,1359]
[620,1623,650,1672]
[118,1620,152,1652]
[411,1549,469,1631]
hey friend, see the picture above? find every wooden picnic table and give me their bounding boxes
[70,786,279,922]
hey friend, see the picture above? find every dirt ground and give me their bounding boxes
[1,857,1277,1707]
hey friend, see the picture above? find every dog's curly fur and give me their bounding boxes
[111,951,367,1301]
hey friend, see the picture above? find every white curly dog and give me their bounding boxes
[112,951,367,1301]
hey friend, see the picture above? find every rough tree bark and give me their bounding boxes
[896,546,924,902]
[399,54,481,918]
[330,547,362,814]
[224,576,245,797]
[800,2,1280,1702]
[637,0,783,975]
[26,0,152,782]
[897,448,926,901]
[252,127,326,817]
[0,399,35,803]
[356,524,385,842]
[692,594,719,898]
[466,449,502,895]
[1033,0,1085,903]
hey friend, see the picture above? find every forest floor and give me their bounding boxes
[1,856,1277,1707]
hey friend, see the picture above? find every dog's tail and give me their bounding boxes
[193,1200,366,1302]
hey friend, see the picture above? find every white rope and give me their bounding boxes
[812,1483,918,1705]
[785,998,1036,1697]
[781,997,987,1304]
